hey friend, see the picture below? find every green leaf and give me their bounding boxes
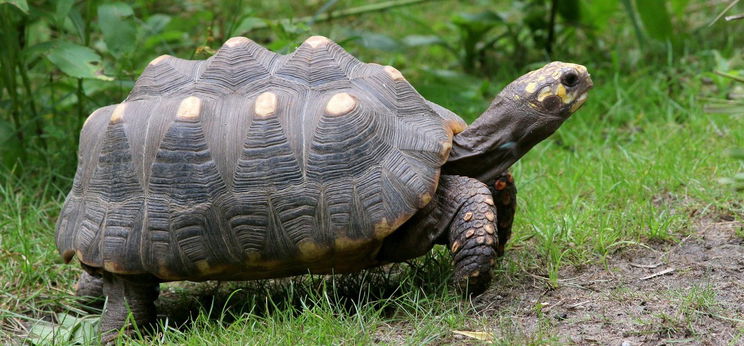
[67,7,86,42]
[97,2,137,57]
[54,0,74,26]
[23,41,56,62]
[45,41,112,80]
[0,0,28,14]
[27,313,99,345]
[635,0,673,41]
[402,35,446,47]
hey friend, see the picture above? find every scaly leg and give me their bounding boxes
[445,176,500,295]
[100,273,159,343]
[75,271,104,309]
[490,172,517,256]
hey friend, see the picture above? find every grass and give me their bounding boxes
[2,56,742,344]
[1,2,744,344]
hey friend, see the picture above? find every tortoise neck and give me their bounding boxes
[442,93,565,183]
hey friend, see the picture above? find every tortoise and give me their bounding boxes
[55,35,592,340]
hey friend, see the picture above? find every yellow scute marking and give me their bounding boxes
[110,103,127,123]
[419,192,432,207]
[149,55,170,65]
[195,260,210,273]
[298,240,329,260]
[447,119,466,135]
[244,252,261,263]
[325,92,357,116]
[374,218,391,237]
[255,92,278,117]
[440,141,452,157]
[224,36,250,47]
[177,96,202,119]
[305,35,331,48]
[335,236,365,250]
[384,66,405,81]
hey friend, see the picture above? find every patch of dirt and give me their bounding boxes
[472,216,744,344]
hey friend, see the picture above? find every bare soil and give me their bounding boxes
[464,215,744,345]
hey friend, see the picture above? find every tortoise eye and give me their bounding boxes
[561,72,579,87]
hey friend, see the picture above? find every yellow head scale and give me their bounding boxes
[510,61,593,117]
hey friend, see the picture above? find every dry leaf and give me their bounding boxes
[452,330,493,341]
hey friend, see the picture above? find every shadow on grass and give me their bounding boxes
[152,248,458,331]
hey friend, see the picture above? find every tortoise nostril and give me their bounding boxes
[561,72,579,87]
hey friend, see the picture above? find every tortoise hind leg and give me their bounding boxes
[75,271,104,309]
[490,172,517,256]
[100,272,159,343]
[444,176,500,296]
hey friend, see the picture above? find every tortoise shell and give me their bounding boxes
[56,36,456,280]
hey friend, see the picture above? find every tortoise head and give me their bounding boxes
[503,61,593,119]
[443,61,593,183]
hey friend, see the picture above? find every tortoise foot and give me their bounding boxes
[100,273,159,343]
[75,271,104,310]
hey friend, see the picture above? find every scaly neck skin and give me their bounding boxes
[442,92,566,184]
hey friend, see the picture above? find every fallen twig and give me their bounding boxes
[540,299,565,312]
[708,0,741,26]
[694,310,744,323]
[629,262,662,269]
[639,268,675,281]
[568,300,590,309]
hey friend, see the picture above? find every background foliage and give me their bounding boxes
[1,0,739,176]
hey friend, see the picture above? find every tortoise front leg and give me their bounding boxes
[100,272,159,343]
[490,172,517,256]
[445,176,500,296]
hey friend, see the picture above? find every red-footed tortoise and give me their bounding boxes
[55,36,592,341]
